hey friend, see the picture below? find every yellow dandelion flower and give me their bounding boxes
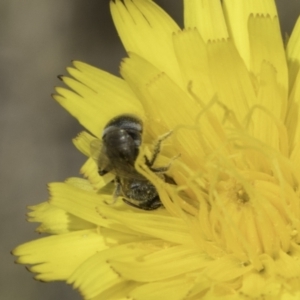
[12,0,300,299]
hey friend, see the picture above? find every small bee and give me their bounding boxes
[91,114,172,210]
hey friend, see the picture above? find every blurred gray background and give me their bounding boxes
[1,1,299,299]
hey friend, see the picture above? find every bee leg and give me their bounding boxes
[148,153,180,173]
[145,131,173,167]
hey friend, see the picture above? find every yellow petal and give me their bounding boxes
[286,71,300,153]
[13,229,106,281]
[287,16,300,91]
[203,255,252,281]
[274,250,300,278]
[240,270,281,298]
[128,277,195,300]
[69,254,123,299]
[91,282,139,300]
[281,292,300,300]
[223,0,278,70]
[49,182,114,227]
[110,0,182,86]
[120,53,197,127]
[249,62,287,153]
[54,61,143,137]
[49,181,157,241]
[248,14,288,96]
[207,39,255,119]
[54,87,100,135]
[68,242,156,299]
[79,157,113,190]
[72,131,95,157]
[173,29,215,104]
[70,61,143,114]
[27,201,95,234]
[99,205,193,245]
[184,0,228,41]
[110,245,209,281]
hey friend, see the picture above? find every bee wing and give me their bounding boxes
[90,139,112,175]
[90,139,102,161]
